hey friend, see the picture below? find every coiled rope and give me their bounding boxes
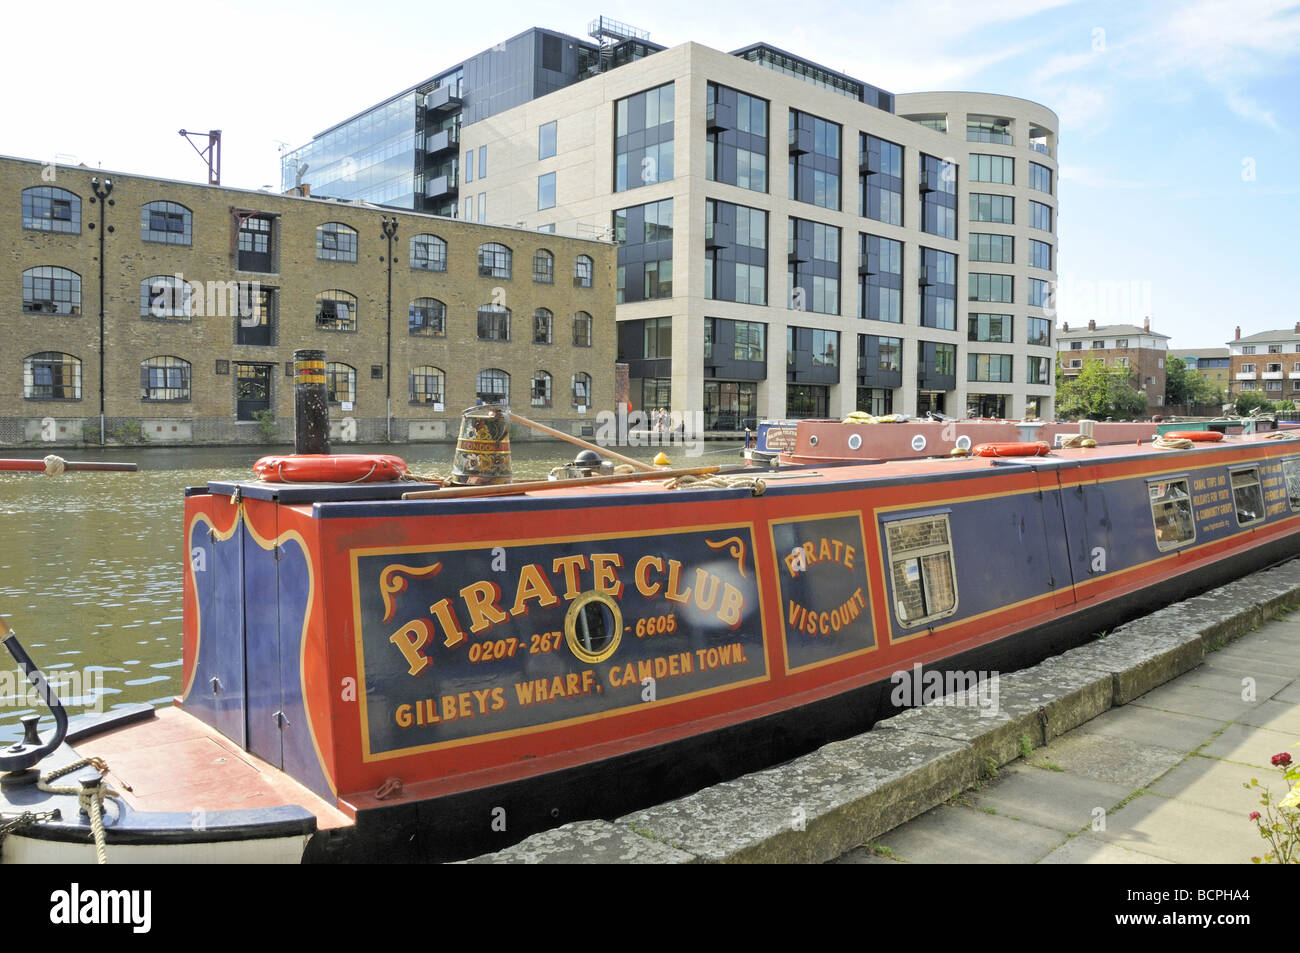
[663,474,767,495]
[1152,435,1196,450]
[38,756,118,864]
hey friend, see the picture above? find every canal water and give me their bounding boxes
[0,440,741,742]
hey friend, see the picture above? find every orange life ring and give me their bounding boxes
[971,442,1051,458]
[253,453,409,483]
[1163,431,1223,442]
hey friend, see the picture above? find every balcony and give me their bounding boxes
[1289,372,1300,380]
[1029,139,1051,156]
[967,128,1013,145]
[425,173,458,199]
[859,154,879,176]
[704,220,728,248]
[857,252,873,275]
[425,127,459,155]
[788,126,811,154]
[1263,371,1284,380]
[1236,372,1258,381]
[425,85,462,114]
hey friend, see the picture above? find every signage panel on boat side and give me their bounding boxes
[762,424,798,454]
[350,526,768,757]
[769,513,874,672]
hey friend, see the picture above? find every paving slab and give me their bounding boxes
[460,820,697,863]
[1197,722,1298,770]
[965,762,1132,833]
[1038,833,1173,864]
[1235,696,1300,735]
[1090,792,1260,864]
[1066,699,1222,753]
[1177,667,1291,699]
[1128,680,1264,722]
[1210,643,1300,673]
[869,802,1066,864]
[1146,754,1270,817]
[1274,681,1300,703]
[1029,730,1185,790]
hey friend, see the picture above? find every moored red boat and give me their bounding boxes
[7,351,1300,863]
[6,427,1300,862]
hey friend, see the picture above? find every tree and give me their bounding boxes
[1056,358,1148,419]
[1236,390,1274,415]
[1165,358,1192,406]
[1167,358,1226,408]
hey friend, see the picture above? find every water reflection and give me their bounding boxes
[0,440,735,741]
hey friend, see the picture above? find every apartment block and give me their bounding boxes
[1169,347,1230,393]
[1056,318,1170,415]
[1228,325,1300,402]
[0,155,613,446]
[282,22,1059,426]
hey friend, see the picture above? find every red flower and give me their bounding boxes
[1272,753,1293,767]
[1250,811,1261,821]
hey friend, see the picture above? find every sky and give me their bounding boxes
[3,0,1296,349]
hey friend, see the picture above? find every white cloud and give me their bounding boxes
[1049,84,1113,132]
[1223,89,1282,131]
[1122,0,1300,129]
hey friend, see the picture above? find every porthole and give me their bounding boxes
[847,433,862,451]
[564,591,623,664]
[911,434,927,452]
[955,435,972,452]
[809,435,819,447]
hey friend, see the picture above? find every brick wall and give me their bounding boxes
[0,156,615,446]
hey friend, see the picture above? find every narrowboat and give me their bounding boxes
[5,357,1300,863]
[744,419,799,465]
[6,431,1300,863]
[773,412,1294,467]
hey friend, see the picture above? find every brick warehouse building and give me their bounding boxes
[0,155,614,446]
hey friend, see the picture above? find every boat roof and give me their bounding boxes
[199,432,1300,516]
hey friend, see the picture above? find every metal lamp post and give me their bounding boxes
[89,177,114,445]
[381,216,399,442]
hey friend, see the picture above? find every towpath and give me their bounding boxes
[835,610,1300,864]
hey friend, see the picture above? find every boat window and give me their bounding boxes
[564,592,623,664]
[1231,468,1265,527]
[884,515,957,627]
[1149,478,1195,551]
[1283,458,1300,511]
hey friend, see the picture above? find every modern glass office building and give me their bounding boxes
[281,21,663,216]
[283,21,1059,425]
